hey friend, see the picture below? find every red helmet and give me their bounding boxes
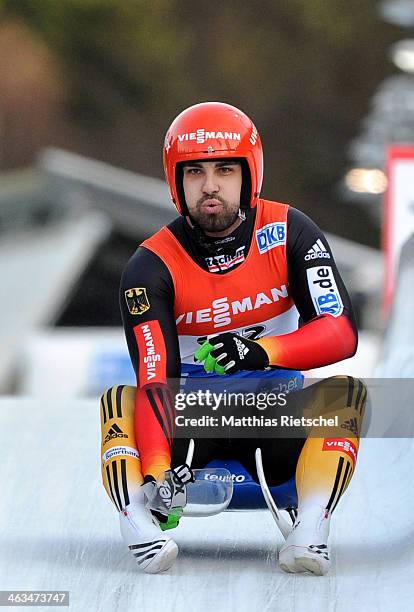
[163,102,263,215]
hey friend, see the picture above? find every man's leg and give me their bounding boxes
[279,375,366,575]
[100,385,143,508]
[100,385,178,573]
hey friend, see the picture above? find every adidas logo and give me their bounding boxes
[234,337,249,360]
[104,423,128,445]
[304,239,331,261]
[341,418,359,436]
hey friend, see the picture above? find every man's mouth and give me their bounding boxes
[201,199,222,212]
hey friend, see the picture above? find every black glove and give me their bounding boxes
[194,332,269,375]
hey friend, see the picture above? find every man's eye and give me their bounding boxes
[187,168,201,175]
[219,167,233,173]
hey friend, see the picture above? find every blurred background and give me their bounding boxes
[1,0,414,397]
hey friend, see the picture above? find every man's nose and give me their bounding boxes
[202,171,219,194]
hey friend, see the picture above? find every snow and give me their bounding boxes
[1,397,413,612]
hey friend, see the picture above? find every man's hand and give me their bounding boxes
[142,464,195,515]
[194,332,269,375]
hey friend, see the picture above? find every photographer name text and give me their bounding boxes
[175,415,339,428]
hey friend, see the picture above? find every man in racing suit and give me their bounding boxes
[100,102,366,575]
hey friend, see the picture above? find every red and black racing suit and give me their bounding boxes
[120,200,357,484]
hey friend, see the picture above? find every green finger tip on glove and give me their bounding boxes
[213,362,226,375]
[159,509,182,531]
[194,341,226,375]
[194,341,214,362]
[203,352,226,375]
[203,352,216,372]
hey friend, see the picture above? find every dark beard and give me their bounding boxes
[191,196,240,232]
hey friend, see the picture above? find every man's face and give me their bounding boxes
[182,160,242,233]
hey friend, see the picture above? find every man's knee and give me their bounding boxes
[304,376,367,438]
[100,385,136,425]
[331,376,366,415]
[318,376,367,414]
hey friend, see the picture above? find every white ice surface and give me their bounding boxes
[1,397,413,612]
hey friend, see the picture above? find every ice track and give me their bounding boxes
[1,398,413,612]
